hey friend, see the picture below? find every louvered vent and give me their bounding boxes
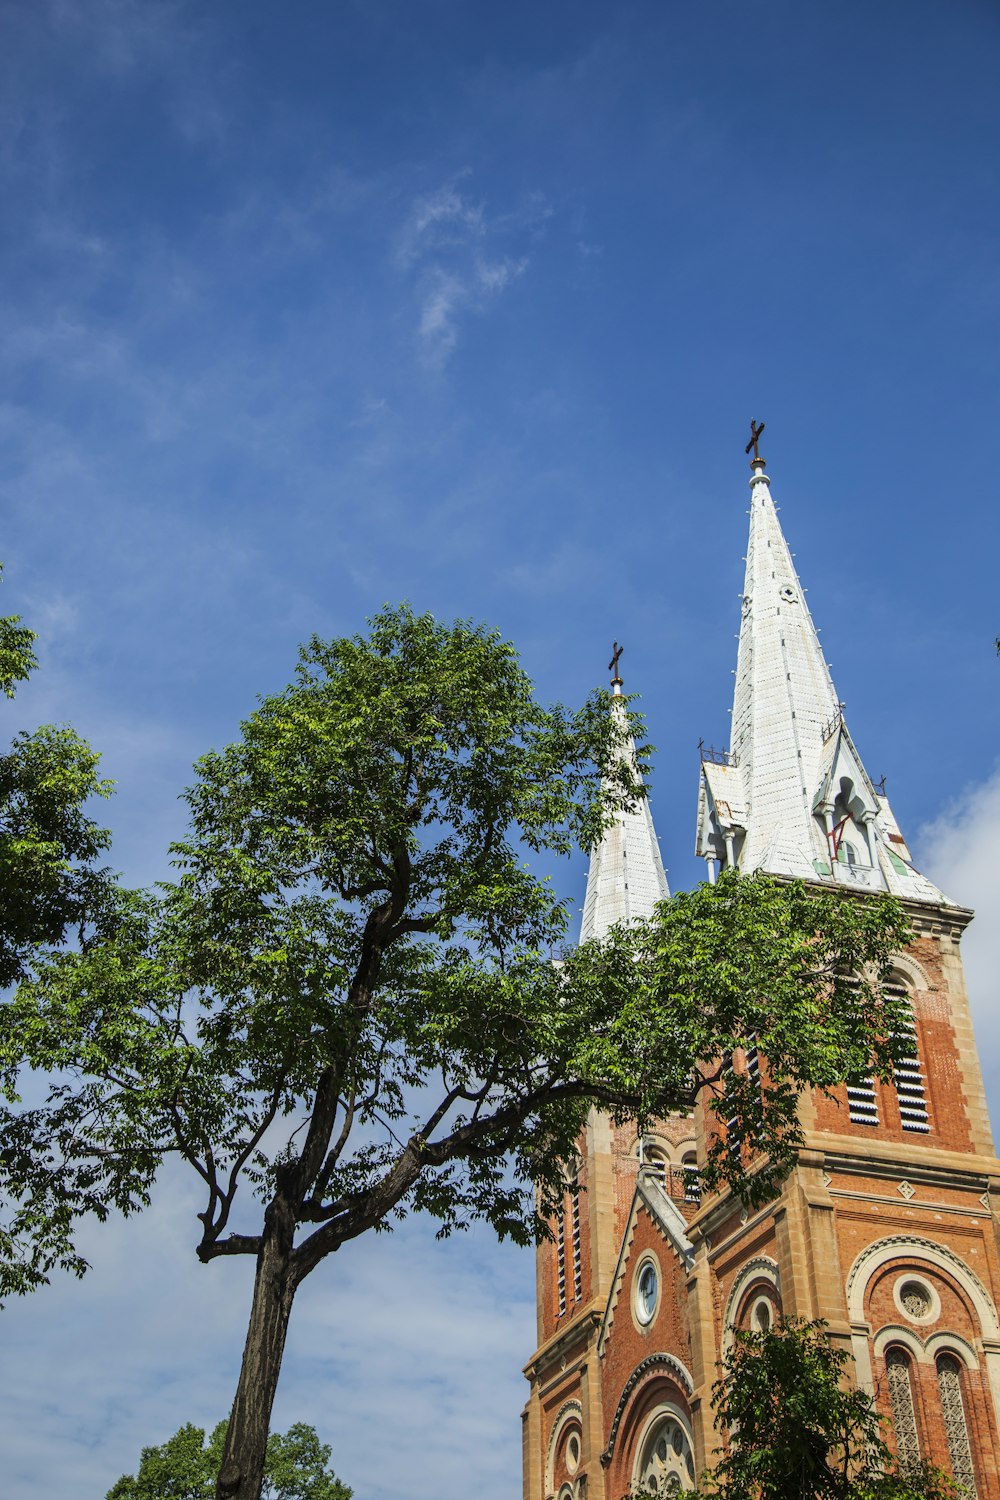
[847,1079,880,1126]
[891,987,930,1133]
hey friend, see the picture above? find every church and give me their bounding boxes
[521,438,1000,1498]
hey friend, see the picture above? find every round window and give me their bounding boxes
[566,1432,580,1475]
[752,1297,772,1332]
[636,1260,659,1325]
[893,1275,938,1323]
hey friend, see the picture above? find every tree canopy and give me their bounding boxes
[107,1419,351,1500]
[0,605,915,1500]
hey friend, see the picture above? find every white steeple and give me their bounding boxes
[696,441,949,905]
[581,658,669,943]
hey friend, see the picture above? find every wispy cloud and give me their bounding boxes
[397,180,546,367]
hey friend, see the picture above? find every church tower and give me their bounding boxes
[523,439,1000,1500]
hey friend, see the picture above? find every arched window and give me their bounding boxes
[936,1354,977,1496]
[638,1136,669,1183]
[681,1151,700,1203]
[885,1348,921,1477]
[633,1410,695,1495]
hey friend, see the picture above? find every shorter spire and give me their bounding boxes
[580,660,668,943]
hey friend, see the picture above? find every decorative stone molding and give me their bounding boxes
[845,1235,1000,1335]
[872,1323,981,1371]
[845,1234,1000,1421]
[545,1400,584,1497]
[926,1331,980,1369]
[600,1353,695,1466]
[893,1274,940,1325]
[872,1324,926,1362]
[721,1256,781,1353]
[630,1402,696,1495]
[887,951,931,993]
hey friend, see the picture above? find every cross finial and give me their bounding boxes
[745,418,766,465]
[609,641,624,689]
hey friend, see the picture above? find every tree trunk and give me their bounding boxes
[215,1205,298,1500]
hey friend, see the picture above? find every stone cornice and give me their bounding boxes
[524,1306,601,1383]
[809,1136,1000,1185]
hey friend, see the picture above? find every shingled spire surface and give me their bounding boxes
[580,689,669,943]
[696,453,949,904]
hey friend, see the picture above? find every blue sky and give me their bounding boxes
[1,2,999,1496]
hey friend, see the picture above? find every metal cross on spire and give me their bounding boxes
[609,640,624,688]
[745,418,766,463]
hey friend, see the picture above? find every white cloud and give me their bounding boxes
[396,181,487,269]
[916,763,1000,1116]
[396,180,540,367]
[0,1163,533,1500]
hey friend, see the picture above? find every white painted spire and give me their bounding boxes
[696,447,949,905]
[581,665,669,943]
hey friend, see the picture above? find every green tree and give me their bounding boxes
[0,563,115,992]
[0,606,914,1500]
[0,561,120,1290]
[678,1319,959,1500]
[107,1419,351,1500]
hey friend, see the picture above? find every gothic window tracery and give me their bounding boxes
[885,1348,922,1477]
[936,1355,977,1496]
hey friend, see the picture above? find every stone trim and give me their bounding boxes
[845,1235,999,1335]
[872,1324,980,1371]
[525,1308,602,1383]
[846,1235,1000,1423]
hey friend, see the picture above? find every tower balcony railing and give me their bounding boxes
[642,1161,702,1206]
[834,860,884,891]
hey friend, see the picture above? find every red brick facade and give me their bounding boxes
[522,904,1000,1499]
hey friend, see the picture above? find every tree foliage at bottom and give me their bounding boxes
[106,1419,351,1500]
[637,1319,961,1500]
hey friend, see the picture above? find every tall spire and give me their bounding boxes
[580,651,669,943]
[696,437,948,904]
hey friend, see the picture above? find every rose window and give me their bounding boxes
[636,1415,695,1495]
[899,1281,930,1319]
